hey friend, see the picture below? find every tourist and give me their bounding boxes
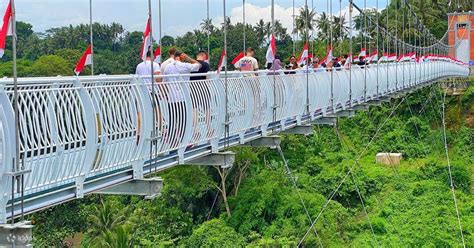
[190,50,210,81]
[235,47,259,74]
[285,56,299,74]
[160,47,177,74]
[163,51,202,82]
[135,50,161,83]
[268,55,282,75]
[357,56,367,67]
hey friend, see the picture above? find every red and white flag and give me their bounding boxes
[408,52,416,61]
[217,49,226,73]
[265,34,276,65]
[297,42,309,65]
[74,44,93,75]
[153,46,161,63]
[231,52,244,66]
[387,53,397,62]
[139,17,152,61]
[358,48,366,59]
[0,0,12,58]
[378,52,388,62]
[344,54,352,68]
[323,45,333,64]
[368,51,378,62]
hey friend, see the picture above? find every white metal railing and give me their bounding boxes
[0,61,469,222]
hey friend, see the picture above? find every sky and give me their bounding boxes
[0,0,384,37]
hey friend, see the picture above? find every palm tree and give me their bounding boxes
[332,16,349,42]
[200,18,215,34]
[255,19,267,46]
[294,6,316,40]
[88,200,128,237]
[316,12,330,39]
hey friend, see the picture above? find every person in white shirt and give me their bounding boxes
[162,51,202,147]
[235,47,259,73]
[135,51,161,83]
[160,47,177,74]
[163,51,202,82]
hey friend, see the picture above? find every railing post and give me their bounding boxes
[0,81,14,224]
[73,78,97,198]
[133,76,153,179]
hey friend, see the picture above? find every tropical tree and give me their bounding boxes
[200,18,215,34]
[294,6,317,40]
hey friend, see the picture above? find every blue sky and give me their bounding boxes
[1,0,384,37]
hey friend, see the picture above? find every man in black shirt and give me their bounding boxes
[190,51,210,81]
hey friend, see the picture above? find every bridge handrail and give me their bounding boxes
[0,60,469,222]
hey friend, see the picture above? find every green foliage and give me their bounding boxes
[182,219,245,247]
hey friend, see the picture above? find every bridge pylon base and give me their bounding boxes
[0,221,33,247]
[95,177,163,200]
[186,151,235,169]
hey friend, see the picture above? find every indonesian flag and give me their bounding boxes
[322,45,333,64]
[378,52,388,62]
[358,48,366,59]
[368,51,378,62]
[231,52,244,66]
[397,54,408,62]
[217,49,226,73]
[153,46,161,63]
[0,0,12,58]
[265,34,276,65]
[140,17,152,61]
[387,53,397,62]
[344,54,352,68]
[297,42,309,65]
[408,52,416,61]
[74,44,93,75]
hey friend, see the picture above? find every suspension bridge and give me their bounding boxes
[0,0,471,246]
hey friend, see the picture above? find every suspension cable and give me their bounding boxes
[333,124,380,246]
[440,87,466,247]
[243,0,246,53]
[298,93,410,246]
[276,146,323,247]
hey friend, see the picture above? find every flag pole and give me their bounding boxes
[89,0,94,75]
[11,0,20,224]
[158,0,162,61]
[147,0,157,173]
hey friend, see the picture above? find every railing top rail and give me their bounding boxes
[0,60,465,86]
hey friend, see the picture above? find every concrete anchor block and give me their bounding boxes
[376,153,402,165]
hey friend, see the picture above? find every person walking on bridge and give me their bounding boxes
[162,51,202,147]
[136,51,161,82]
[235,47,259,74]
[160,47,177,74]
